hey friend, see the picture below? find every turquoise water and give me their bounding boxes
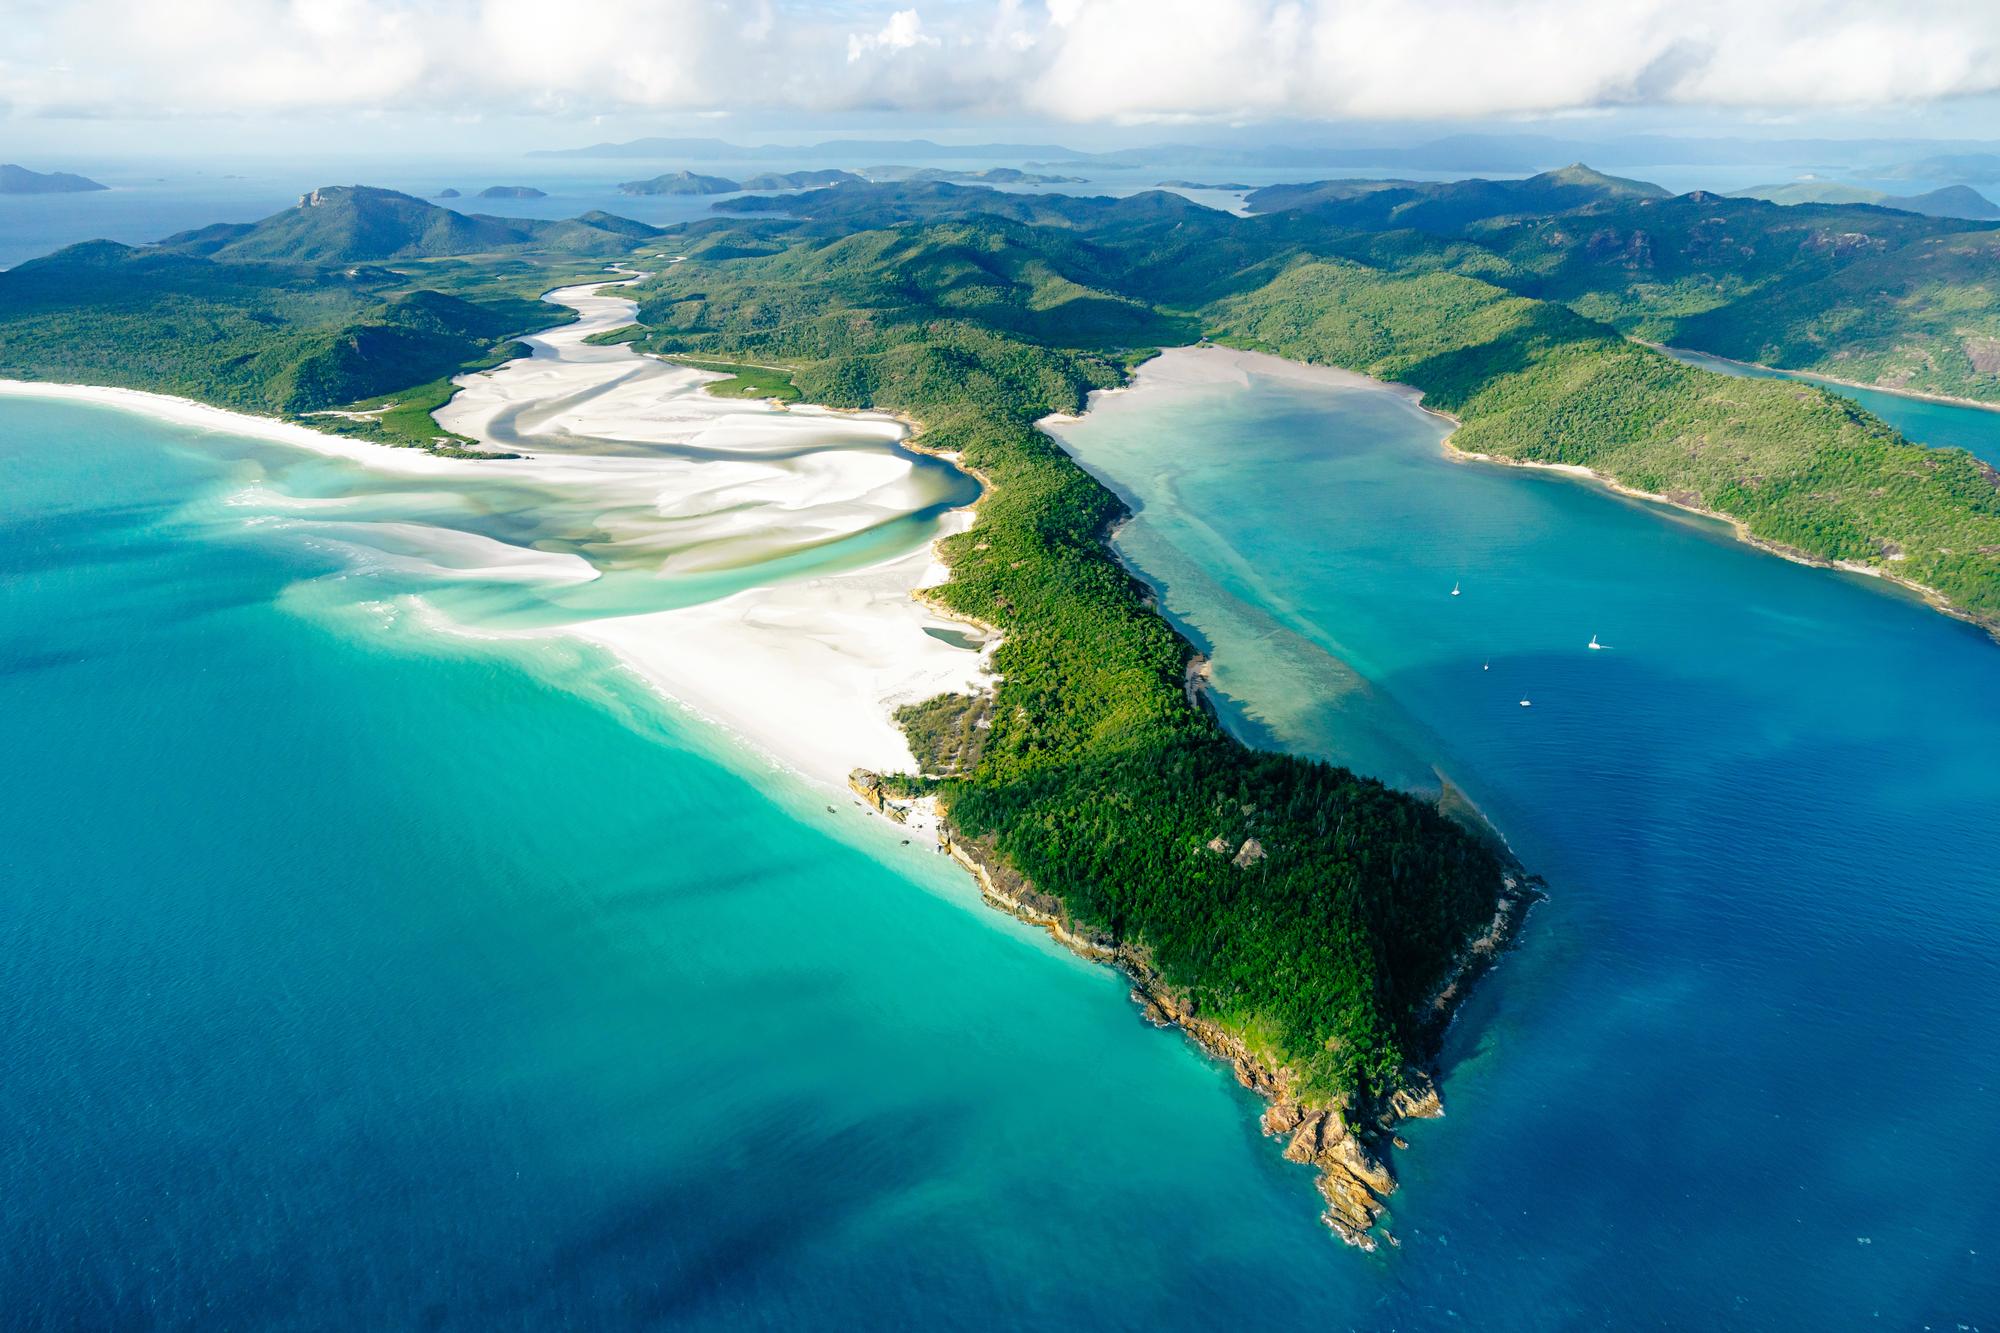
[1047,351,2000,1327]
[8,355,2000,1329]
[1666,345,2000,466]
[0,398,1357,1329]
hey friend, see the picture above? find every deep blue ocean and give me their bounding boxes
[1046,351,2000,1328]
[2,399,1366,1330]
[4,175,2000,1327]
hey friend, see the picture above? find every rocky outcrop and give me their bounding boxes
[1183,654,1213,712]
[1230,836,1266,869]
[850,769,887,812]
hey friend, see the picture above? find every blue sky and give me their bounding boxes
[5,0,2000,156]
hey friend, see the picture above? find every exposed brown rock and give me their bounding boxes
[932,810,1539,1251]
[1966,336,2000,376]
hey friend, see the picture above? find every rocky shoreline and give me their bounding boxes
[848,769,1539,1251]
[852,350,1538,1250]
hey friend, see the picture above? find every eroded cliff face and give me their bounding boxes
[848,769,1533,1251]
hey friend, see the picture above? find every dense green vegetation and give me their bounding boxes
[662,357,801,402]
[1212,261,2000,619]
[893,690,992,777]
[0,188,632,444]
[720,176,2000,621]
[617,208,1510,1099]
[158,186,657,262]
[10,170,1997,1117]
[1245,168,2000,403]
[1726,181,1999,221]
[602,175,2000,1095]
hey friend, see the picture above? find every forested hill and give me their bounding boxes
[1242,166,2000,403]
[0,188,657,449]
[9,172,1996,1241]
[611,195,1521,1155]
[157,186,661,262]
[677,177,2000,626]
[738,165,2000,404]
[595,172,1985,1173]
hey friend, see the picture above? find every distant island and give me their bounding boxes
[1878,153,2000,185]
[740,169,863,190]
[1728,180,1998,221]
[435,188,461,199]
[617,170,740,196]
[526,132,2000,184]
[0,163,108,194]
[534,135,1079,162]
[863,165,1084,185]
[477,185,547,199]
[1158,179,1253,191]
[616,168,1021,195]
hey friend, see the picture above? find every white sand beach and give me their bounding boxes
[0,269,994,787]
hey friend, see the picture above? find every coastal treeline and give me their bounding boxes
[6,171,1998,1109]
[1211,262,2000,621]
[1237,165,2000,406]
[0,188,641,449]
[683,178,2000,624]
[619,217,1511,1097]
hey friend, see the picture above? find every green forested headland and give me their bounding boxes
[6,170,1998,1123]
[636,176,2000,623]
[615,218,1511,1098]
[0,188,653,448]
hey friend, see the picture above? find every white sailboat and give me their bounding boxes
[1588,634,1603,651]
[1519,699,1532,707]
[1450,580,1461,597]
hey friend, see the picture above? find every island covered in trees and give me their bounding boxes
[3,167,1997,1244]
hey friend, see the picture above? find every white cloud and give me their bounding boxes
[3,0,2000,121]
[847,9,939,63]
[1020,0,2000,122]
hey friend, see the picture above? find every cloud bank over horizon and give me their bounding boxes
[6,0,2000,127]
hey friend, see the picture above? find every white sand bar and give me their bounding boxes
[1,268,993,787]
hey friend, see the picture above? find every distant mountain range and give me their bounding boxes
[614,165,1082,196]
[1874,153,2000,185]
[536,137,1078,163]
[1728,181,1999,221]
[1,163,108,194]
[532,132,2000,177]
[1243,163,1669,223]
